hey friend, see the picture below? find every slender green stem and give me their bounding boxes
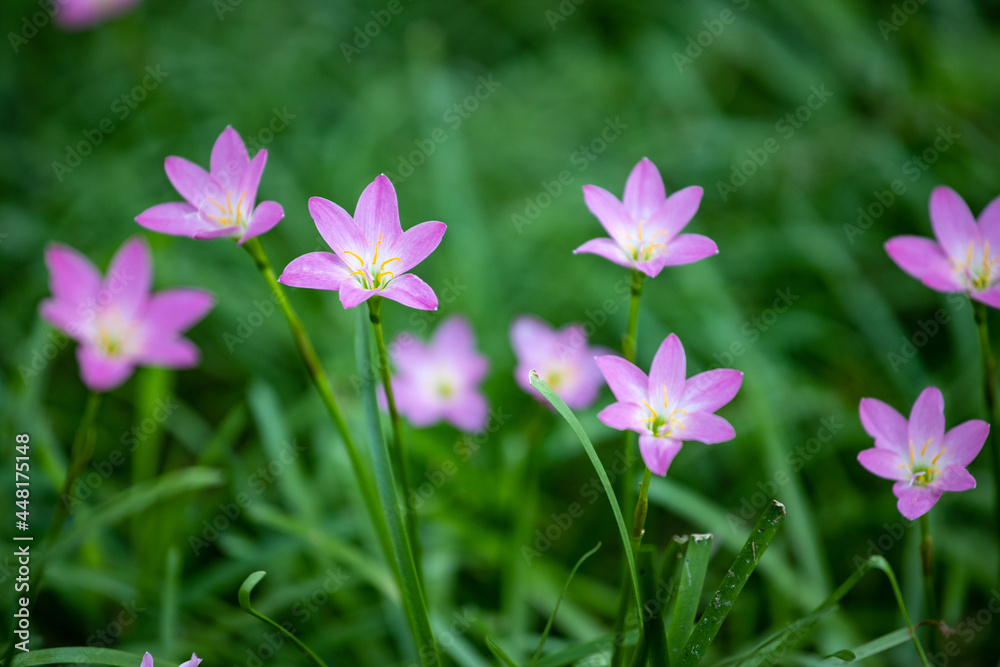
[919,514,938,653]
[240,572,331,667]
[973,300,1000,582]
[630,468,653,550]
[612,270,645,667]
[368,296,420,574]
[241,239,399,599]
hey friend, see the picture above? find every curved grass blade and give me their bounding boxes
[677,501,785,667]
[486,638,521,667]
[534,629,640,667]
[668,534,712,664]
[528,372,642,618]
[238,571,331,667]
[531,542,602,666]
[823,627,911,662]
[11,648,144,667]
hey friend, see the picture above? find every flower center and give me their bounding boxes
[436,381,455,398]
[620,219,669,263]
[344,235,401,290]
[639,386,687,438]
[952,240,1000,292]
[94,309,137,358]
[899,438,946,487]
[205,190,247,228]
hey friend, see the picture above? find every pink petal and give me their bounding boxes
[165,156,212,209]
[511,315,556,361]
[237,149,267,211]
[388,221,446,274]
[594,355,648,404]
[143,288,214,333]
[339,280,376,309]
[77,346,135,392]
[141,653,154,667]
[942,419,989,467]
[192,227,241,240]
[582,184,631,242]
[908,387,945,452]
[355,175,403,243]
[136,202,216,237]
[639,435,683,477]
[443,392,490,432]
[622,157,666,221]
[136,338,200,368]
[105,237,152,320]
[653,233,718,269]
[859,397,908,452]
[178,654,202,667]
[892,481,942,520]
[648,185,704,238]
[678,412,735,444]
[278,252,352,291]
[308,196,367,256]
[929,186,980,260]
[241,200,284,243]
[597,401,647,433]
[380,273,438,310]
[681,369,743,413]
[971,287,1000,310]
[934,465,976,492]
[573,238,632,269]
[559,362,604,410]
[978,193,1000,250]
[649,334,686,409]
[857,448,907,481]
[432,315,475,352]
[210,126,249,185]
[42,243,101,331]
[884,236,961,292]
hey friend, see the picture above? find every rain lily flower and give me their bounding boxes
[55,0,141,29]
[858,387,987,520]
[140,653,201,667]
[595,334,742,476]
[886,186,1000,308]
[380,316,489,431]
[136,126,284,244]
[278,175,446,310]
[39,237,214,392]
[511,315,607,410]
[573,157,717,277]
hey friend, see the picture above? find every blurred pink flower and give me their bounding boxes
[511,315,607,410]
[574,157,716,277]
[596,334,742,477]
[140,653,201,667]
[886,186,1000,308]
[137,126,284,244]
[279,175,446,310]
[381,316,489,432]
[55,0,142,30]
[39,237,213,392]
[858,387,987,520]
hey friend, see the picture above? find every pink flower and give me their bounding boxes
[136,126,284,245]
[595,334,742,477]
[511,315,607,410]
[573,158,717,277]
[381,316,489,432]
[885,186,1000,308]
[39,237,214,392]
[858,387,987,520]
[54,0,141,29]
[278,175,446,311]
[140,653,201,667]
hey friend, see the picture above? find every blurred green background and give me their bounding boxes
[2,0,1000,664]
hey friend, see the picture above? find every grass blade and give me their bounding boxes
[531,542,602,666]
[668,534,712,664]
[11,648,145,667]
[677,501,786,666]
[238,571,330,667]
[631,545,670,667]
[486,637,521,667]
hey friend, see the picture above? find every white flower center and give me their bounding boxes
[344,235,401,290]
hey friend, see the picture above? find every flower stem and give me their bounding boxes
[241,239,399,598]
[973,300,1000,580]
[368,296,421,576]
[919,513,938,653]
[612,269,645,667]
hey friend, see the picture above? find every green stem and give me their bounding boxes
[973,300,1000,583]
[368,297,422,578]
[612,270,645,667]
[919,514,938,654]
[241,239,399,602]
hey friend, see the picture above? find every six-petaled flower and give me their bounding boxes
[511,315,608,410]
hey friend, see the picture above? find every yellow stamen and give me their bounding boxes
[921,438,932,457]
[909,440,915,463]
[375,270,395,282]
[344,250,365,265]
[931,447,946,465]
[373,237,383,265]
[641,399,656,416]
[380,257,401,270]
